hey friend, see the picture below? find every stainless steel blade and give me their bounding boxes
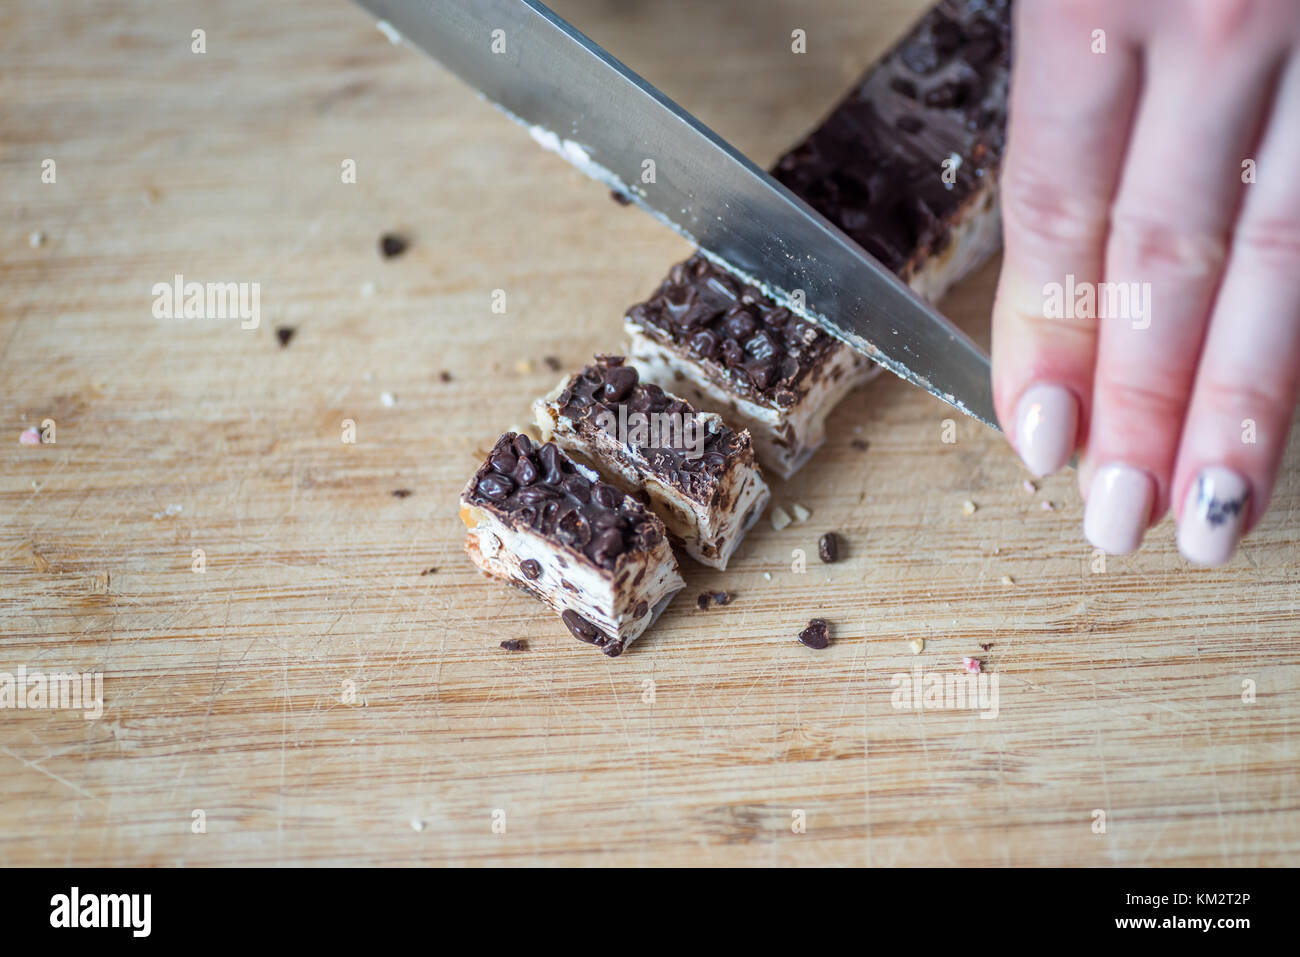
[354,0,998,428]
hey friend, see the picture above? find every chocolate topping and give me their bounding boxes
[556,356,749,496]
[772,0,1011,275]
[626,256,837,407]
[468,432,663,571]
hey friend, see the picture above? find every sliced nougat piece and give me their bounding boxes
[624,255,876,479]
[459,432,684,657]
[534,355,771,570]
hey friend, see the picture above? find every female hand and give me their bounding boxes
[992,0,1300,564]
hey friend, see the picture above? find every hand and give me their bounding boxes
[991,0,1300,564]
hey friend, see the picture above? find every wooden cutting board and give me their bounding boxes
[2,0,1297,866]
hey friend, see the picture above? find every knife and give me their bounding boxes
[353,0,998,428]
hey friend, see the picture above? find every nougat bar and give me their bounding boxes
[534,356,771,570]
[625,0,1011,477]
[460,433,684,656]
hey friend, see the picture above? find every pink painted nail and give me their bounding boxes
[1013,384,1078,477]
[1083,464,1155,555]
[1177,467,1250,566]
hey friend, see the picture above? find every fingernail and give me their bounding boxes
[1014,384,1078,476]
[1177,467,1250,566]
[1084,463,1155,555]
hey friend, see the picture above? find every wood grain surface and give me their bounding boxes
[2,0,1298,867]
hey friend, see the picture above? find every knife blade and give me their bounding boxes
[354,0,998,428]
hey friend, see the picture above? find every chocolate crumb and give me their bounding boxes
[439,370,453,383]
[500,639,527,651]
[420,566,438,576]
[610,190,633,206]
[275,326,296,348]
[714,591,731,606]
[561,609,603,644]
[818,532,841,563]
[850,439,869,451]
[380,233,408,258]
[543,355,562,372]
[520,559,542,580]
[697,592,712,610]
[979,642,993,651]
[798,618,831,649]
[391,489,412,498]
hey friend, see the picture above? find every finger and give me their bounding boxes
[992,3,1140,477]
[1173,53,1300,565]
[1080,26,1283,555]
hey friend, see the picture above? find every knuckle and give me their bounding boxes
[1097,371,1190,424]
[1233,216,1300,272]
[1196,374,1293,422]
[1107,209,1227,279]
[1001,167,1108,250]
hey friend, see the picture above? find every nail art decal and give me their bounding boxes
[1178,467,1251,566]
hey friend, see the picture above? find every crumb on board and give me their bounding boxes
[980,642,993,651]
[714,591,731,606]
[420,567,438,576]
[28,231,44,248]
[514,359,534,375]
[770,505,792,531]
[851,438,869,451]
[18,427,40,446]
[391,489,412,498]
[409,817,425,832]
[380,391,396,407]
[962,656,982,674]
[791,503,812,523]
[439,370,452,383]
[909,637,925,654]
[380,233,409,259]
[697,592,711,610]
[798,618,831,650]
[1000,574,1015,586]
[543,356,562,372]
[499,638,527,651]
[763,571,773,581]
[1023,479,1037,493]
[275,326,296,348]
[1041,500,1055,511]
[962,499,978,516]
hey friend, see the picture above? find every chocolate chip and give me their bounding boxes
[500,638,527,651]
[602,365,638,402]
[275,326,296,347]
[561,609,602,644]
[818,532,841,563]
[391,488,412,498]
[513,454,539,486]
[538,442,564,485]
[602,639,624,658]
[489,448,517,474]
[689,329,719,358]
[379,233,408,258]
[520,559,542,580]
[923,80,969,109]
[798,618,831,649]
[697,593,711,610]
[512,433,534,457]
[720,337,743,367]
[477,474,513,501]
